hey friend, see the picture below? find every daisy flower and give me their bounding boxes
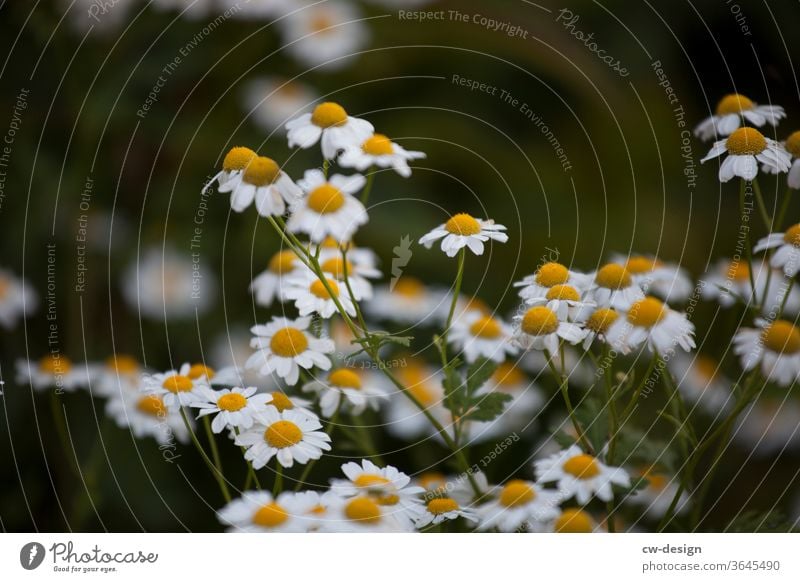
[249,249,301,307]
[612,254,694,305]
[191,386,270,433]
[754,223,800,277]
[0,268,36,329]
[515,261,592,302]
[534,445,631,504]
[416,497,478,528]
[92,354,145,397]
[241,76,318,132]
[288,170,368,243]
[263,391,314,415]
[586,263,645,310]
[733,318,800,386]
[286,101,373,159]
[203,146,256,194]
[476,479,561,532]
[527,283,594,320]
[235,407,331,469]
[141,363,209,408]
[782,130,800,189]
[317,252,381,301]
[605,296,695,356]
[338,133,426,177]
[668,353,733,416]
[105,390,190,445]
[16,355,90,392]
[580,307,620,349]
[627,469,689,519]
[419,213,508,257]
[282,270,356,319]
[699,259,800,314]
[247,316,335,385]
[364,276,448,326]
[694,93,786,141]
[302,367,388,417]
[448,311,517,363]
[733,399,800,456]
[549,508,598,533]
[385,361,448,439]
[482,362,544,422]
[318,495,410,532]
[512,305,588,353]
[217,490,318,533]
[700,126,791,182]
[218,155,302,216]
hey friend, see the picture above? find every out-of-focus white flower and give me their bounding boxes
[585,263,645,310]
[733,318,800,387]
[250,249,303,308]
[548,508,598,533]
[754,223,800,277]
[364,276,448,326]
[733,398,800,456]
[626,469,690,519]
[515,262,592,302]
[0,268,36,329]
[448,311,517,363]
[217,490,319,533]
[105,390,190,445]
[668,353,733,417]
[610,254,694,305]
[282,270,356,318]
[91,355,146,397]
[302,367,388,417]
[16,355,90,392]
[242,76,318,133]
[700,259,800,315]
[476,479,561,532]
[512,305,587,353]
[694,94,785,141]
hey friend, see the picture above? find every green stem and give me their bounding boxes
[360,170,376,205]
[775,186,793,231]
[739,180,758,303]
[180,408,231,502]
[545,348,592,453]
[751,177,772,232]
[443,248,466,349]
[272,463,283,495]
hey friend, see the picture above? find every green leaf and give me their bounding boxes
[574,396,609,453]
[727,510,797,533]
[463,392,513,422]
[466,358,498,395]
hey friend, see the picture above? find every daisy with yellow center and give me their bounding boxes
[700,258,800,314]
[339,133,426,177]
[694,93,786,141]
[609,253,694,305]
[528,282,595,321]
[283,270,357,319]
[104,389,190,445]
[483,362,544,421]
[419,212,508,257]
[476,479,561,532]
[587,263,644,310]
[515,261,592,302]
[754,222,800,278]
[247,316,335,386]
[249,249,300,308]
[242,76,318,132]
[285,100,373,159]
[264,391,314,415]
[141,362,210,409]
[626,468,689,519]
[513,305,588,353]
[551,508,596,533]
[320,494,409,532]
[190,386,270,433]
[202,146,257,194]
[235,407,331,469]
[0,268,36,330]
[733,398,800,456]
[605,296,695,356]
[217,490,318,533]
[701,126,791,182]
[580,306,620,349]
[416,496,478,528]
[92,354,143,396]
[364,276,449,325]
[220,154,303,216]
[734,317,800,386]
[316,246,382,301]
[534,445,630,504]
[16,354,90,392]
[448,310,518,364]
[288,170,368,243]
[303,367,388,418]
[668,353,733,416]
[778,130,800,189]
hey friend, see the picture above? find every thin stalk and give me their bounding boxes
[180,408,231,502]
[360,170,376,205]
[751,177,772,232]
[272,463,283,495]
[545,348,591,452]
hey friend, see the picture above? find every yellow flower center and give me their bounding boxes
[761,320,800,354]
[625,256,659,274]
[222,146,257,172]
[311,102,348,128]
[785,130,800,158]
[427,498,459,515]
[491,362,526,387]
[595,263,633,289]
[106,355,138,374]
[310,277,340,299]
[554,508,593,533]
[162,375,194,393]
[344,497,382,523]
[217,393,247,411]
[419,472,447,492]
[320,257,355,279]
[242,156,280,187]
[0,277,9,299]
[252,503,289,528]
[393,277,425,297]
[354,474,391,488]
[268,392,294,412]
[586,308,618,333]
[39,355,72,374]
[469,315,503,339]
[562,454,601,479]
[269,250,297,274]
[783,224,800,247]
[269,327,308,358]
[694,355,719,381]
[725,127,767,155]
[546,284,580,302]
[444,213,481,236]
[728,260,750,282]
[188,364,215,379]
[535,262,569,287]
[136,395,167,417]
[307,184,345,214]
[521,306,559,336]
[329,368,362,389]
[499,480,535,507]
[362,134,394,156]
[715,93,755,116]
[320,236,341,249]
[264,420,303,448]
[309,11,335,34]
[627,297,666,328]
[398,365,437,406]
[646,473,669,491]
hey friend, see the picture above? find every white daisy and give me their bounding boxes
[694,94,786,141]
[241,76,318,133]
[733,317,800,386]
[288,170,368,243]
[141,363,209,409]
[754,223,800,277]
[317,494,410,532]
[668,353,733,416]
[105,390,190,445]
[263,390,315,415]
[580,307,620,349]
[317,250,381,301]
[217,490,318,533]
[218,155,302,216]
[202,146,256,194]
[611,254,694,305]
[586,263,645,310]
[419,213,508,257]
[515,261,592,302]
[249,249,302,307]
[338,133,426,177]
[384,361,449,440]
[363,277,449,326]
[512,305,588,353]
[783,131,800,189]
[534,445,630,504]
[0,268,36,329]
[247,316,335,385]
[92,354,145,397]
[16,355,90,393]
[626,469,690,519]
[699,258,800,314]
[286,101,373,159]
[447,310,517,363]
[190,386,270,433]
[733,398,800,456]
[701,126,791,182]
[235,407,331,469]
[528,283,595,320]
[476,479,561,532]
[302,367,388,417]
[549,507,598,533]
[416,497,478,528]
[282,270,356,319]
[605,296,695,356]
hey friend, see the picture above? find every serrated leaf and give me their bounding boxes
[463,392,513,422]
[574,396,609,453]
[466,358,498,395]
